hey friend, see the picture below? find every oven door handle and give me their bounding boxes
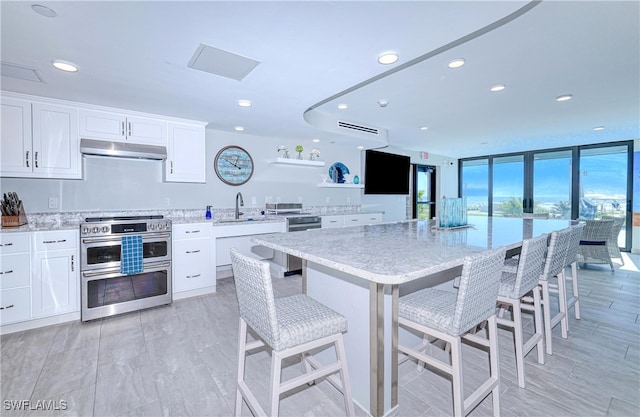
[82,261,171,278]
[82,233,171,244]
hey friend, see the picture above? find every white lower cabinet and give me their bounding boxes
[31,230,79,319]
[0,233,31,325]
[322,212,382,228]
[172,223,215,294]
[343,212,383,226]
[0,288,31,325]
[321,215,344,229]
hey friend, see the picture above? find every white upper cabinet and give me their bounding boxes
[1,97,32,175]
[32,103,80,178]
[79,110,167,145]
[1,97,81,179]
[165,122,206,183]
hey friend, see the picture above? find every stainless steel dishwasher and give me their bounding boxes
[284,216,321,276]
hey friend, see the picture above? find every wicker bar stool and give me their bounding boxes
[496,234,548,389]
[230,248,355,416]
[539,226,573,355]
[398,246,507,417]
[558,223,585,322]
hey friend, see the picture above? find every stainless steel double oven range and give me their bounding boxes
[80,215,172,321]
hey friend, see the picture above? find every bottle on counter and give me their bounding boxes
[206,205,212,219]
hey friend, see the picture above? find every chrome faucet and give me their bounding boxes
[235,192,244,219]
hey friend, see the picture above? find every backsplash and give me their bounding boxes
[24,205,365,225]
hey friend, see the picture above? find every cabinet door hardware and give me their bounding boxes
[0,270,14,275]
[170,161,173,174]
[128,121,132,137]
[0,304,15,310]
[35,151,38,168]
[0,242,14,247]
[71,255,74,272]
[186,250,201,254]
[42,239,67,244]
[186,274,201,279]
[186,230,200,234]
[25,151,29,168]
[121,121,125,136]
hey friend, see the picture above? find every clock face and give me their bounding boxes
[214,146,254,186]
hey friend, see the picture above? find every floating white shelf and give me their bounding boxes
[267,158,325,167]
[317,183,364,188]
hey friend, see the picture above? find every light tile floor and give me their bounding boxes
[1,253,638,416]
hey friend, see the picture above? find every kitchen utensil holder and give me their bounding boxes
[2,206,27,227]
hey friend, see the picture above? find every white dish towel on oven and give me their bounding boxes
[121,235,143,275]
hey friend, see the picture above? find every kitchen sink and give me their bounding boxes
[217,218,267,223]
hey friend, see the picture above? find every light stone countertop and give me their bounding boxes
[251,217,575,285]
[0,207,382,233]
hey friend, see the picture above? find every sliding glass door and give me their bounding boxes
[492,155,524,217]
[579,144,631,248]
[533,150,573,219]
[459,141,633,251]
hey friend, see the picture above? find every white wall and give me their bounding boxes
[0,129,364,214]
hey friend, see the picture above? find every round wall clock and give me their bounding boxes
[214,145,254,186]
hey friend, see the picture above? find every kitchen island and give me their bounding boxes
[251,217,575,416]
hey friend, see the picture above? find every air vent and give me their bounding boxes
[337,121,379,135]
[188,44,260,81]
[1,62,44,82]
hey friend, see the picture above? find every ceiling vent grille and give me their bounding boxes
[337,120,379,135]
[1,62,44,82]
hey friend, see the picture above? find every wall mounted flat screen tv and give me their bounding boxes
[364,150,410,195]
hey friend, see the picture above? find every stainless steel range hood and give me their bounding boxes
[80,138,167,161]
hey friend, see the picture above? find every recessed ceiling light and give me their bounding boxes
[237,99,252,107]
[337,103,348,110]
[312,139,320,143]
[447,58,465,69]
[490,84,506,92]
[593,126,605,131]
[556,94,573,102]
[234,126,245,132]
[378,52,399,65]
[32,4,57,17]
[420,126,429,131]
[52,60,78,72]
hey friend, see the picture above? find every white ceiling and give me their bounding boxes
[1,1,638,158]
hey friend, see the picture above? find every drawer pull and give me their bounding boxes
[186,274,201,279]
[186,250,201,254]
[42,239,67,244]
[0,243,13,247]
[0,270,14,275]
[186,230,201,234]
[0,304,15,310]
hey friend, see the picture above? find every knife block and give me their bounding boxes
[2,206,27,227]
